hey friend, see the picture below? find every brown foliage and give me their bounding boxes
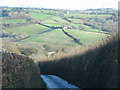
[2,40,20,54]
[2,52,46,88]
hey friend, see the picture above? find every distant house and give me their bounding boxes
[67,11,69,14]
[63,26,68,29]
[64,11,69,16]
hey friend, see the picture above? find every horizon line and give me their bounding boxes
[0,5,118,11]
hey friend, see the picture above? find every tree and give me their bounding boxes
[2,10,9,17]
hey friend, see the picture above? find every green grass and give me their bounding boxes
[85,29,104,32]
[67,23,103,33]
[64,29,107,45]
[41,19,58,24]
[1,19,27,24]
[67,23,89,29]
[67,18,83,24]
[51,17,70,24]
[30,9,58,14]
[81,25,104,32]
[5,24,50,35]
[20,29,76,46]
[30,13,52,20]
[81,24,91,29]
[20,35,46,43]
[41,17,71,27]
[19,28,106,47]
[68,23,81,28]
[40,10,58,14]
[44,24,62,27]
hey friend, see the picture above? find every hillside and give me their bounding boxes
[2,52,46,88]
[1,7,118,61]
[39,35,119,88]
[1,7,118,88]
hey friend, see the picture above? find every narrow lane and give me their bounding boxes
[41,75,80,89]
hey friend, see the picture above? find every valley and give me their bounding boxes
[1,6,119,88]
[1,7,116,61]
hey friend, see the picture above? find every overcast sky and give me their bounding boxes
[0,0,119,10]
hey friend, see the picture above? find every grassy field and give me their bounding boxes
[67,23,103,32]
[67,18,84,24]
[30,9,58,14]
[64,29,107,45]
[20,28,107,47]
[81,25,103,32]
[1,19,27,24]
[40,10,58,14]
[51,17,70,24]
[5,24,50,35]
[41,19,58,24]
[85,29,103,32]
[19,35,47,43]
[30,13,52,20]
[44,24,62,27]
[68,23,81,28]
[20,29,77,46]
[4,23,107,46]
[41,17,72,27]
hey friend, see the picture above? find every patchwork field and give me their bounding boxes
[1,19,27,24]
[41,19,58,24]
[51,17,70,24]
[64,29,107,45]
[66,18,84,24]
[30,13,52,20]
[2,8,116,57]
[19,29,77,46]
[3,11,109,47]
[5,24,50,35]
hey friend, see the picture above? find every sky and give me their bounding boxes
[0,0,119,10]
